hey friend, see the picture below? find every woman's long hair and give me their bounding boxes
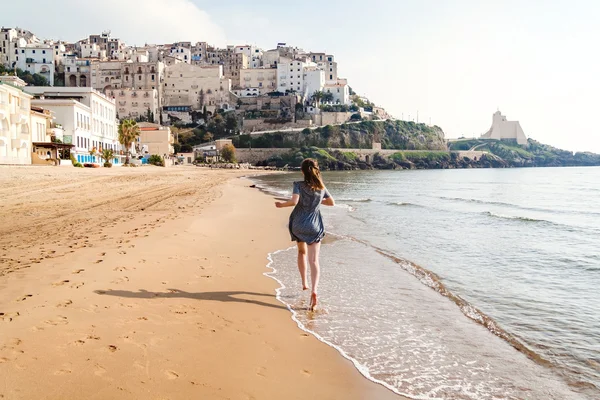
[301,158,325,191]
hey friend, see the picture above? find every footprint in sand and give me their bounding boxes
[110,276,129,284]
[16,294,33,302]
[45,316,68,326]
[94,364,107,376]
[54,368,72,375]
[165,370,179,380]
[56,300,73,308]
[52,280,70,287]
[108,345,118,353]
[95,259,103,264]
[70,282,84,289]
[113,266,128,272]
[74,339,86,346]
[72,269,85,274]
[301,369,312,377]
[0,312,20,322]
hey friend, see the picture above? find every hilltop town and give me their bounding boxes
[0,27,395,166]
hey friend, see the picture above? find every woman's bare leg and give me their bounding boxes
[297,242,308,290]
[307,242,321,310]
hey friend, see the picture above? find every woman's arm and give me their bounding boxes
[275,194,299,208]
[321,196,335,206]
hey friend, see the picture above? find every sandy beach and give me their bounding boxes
[0,166,402,400]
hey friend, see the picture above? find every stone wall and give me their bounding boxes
[242,119,312,132]
[235,148,292,164]
[311,112,352,126]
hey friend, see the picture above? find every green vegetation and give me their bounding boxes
[0,65,49,86]
[148,154,165,167]
[220,143,236,163]
[391,151,451,163]
[232,120,447,151]
[101,149,115,167]
[449,138,600,167]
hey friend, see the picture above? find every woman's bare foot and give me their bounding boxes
[302,283,309,291]
[309,292,318,311]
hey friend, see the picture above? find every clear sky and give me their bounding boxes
[4,0,600,152]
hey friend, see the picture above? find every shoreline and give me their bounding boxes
[0,166,402,399]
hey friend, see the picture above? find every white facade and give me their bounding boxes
[14,43,55,85]
[27,87,120,161]
[303,67,325,99]
[169,46,191,64]
[81,43,106,59]
[0,76,33,165]
[481,111,528,145]
[323,83,351,105]
[277,60,316,93]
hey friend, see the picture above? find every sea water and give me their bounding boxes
[253,167,600,400]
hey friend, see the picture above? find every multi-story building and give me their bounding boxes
[0,76,33,165]
[309,53,338,84]
[235,45,262,68]
[108,88,160,123]
[14,42,55,85]
[64,55,92,87]
[27,87,120,163]
[238,67,277,95]
[163,63,231,112]
[80,42,106,59]
[91,60,123,90]
[277,59,316,93]
[169,46,191,63]
[323,82,351,105]
[303,67,325,99]
[191,42,208,64]
[0,28,18,66]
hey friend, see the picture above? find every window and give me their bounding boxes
[21,49,24,53]
[32,50,35,54]
[42,50,46,54]
[151,74,155,81]
[330,75,333,80]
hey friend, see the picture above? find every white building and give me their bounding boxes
[81,43,106,59]
[323,83,351,105]
[0,76,33,165]
[277,59,316,93]
[481,110,528,145]
[27,87,120,163]
[303,67,325,99]
[169,46,191,64]
[14,43,55,85]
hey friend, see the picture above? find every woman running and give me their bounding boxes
[275,158,335,310]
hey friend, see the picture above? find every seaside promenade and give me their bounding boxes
[0,166,402,399]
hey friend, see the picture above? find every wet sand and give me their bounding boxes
[0,166,402,399]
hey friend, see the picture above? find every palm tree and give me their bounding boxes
[118,119,141,165]
[101,148,115,166]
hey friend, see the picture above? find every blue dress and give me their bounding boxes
[288,181,331,244]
